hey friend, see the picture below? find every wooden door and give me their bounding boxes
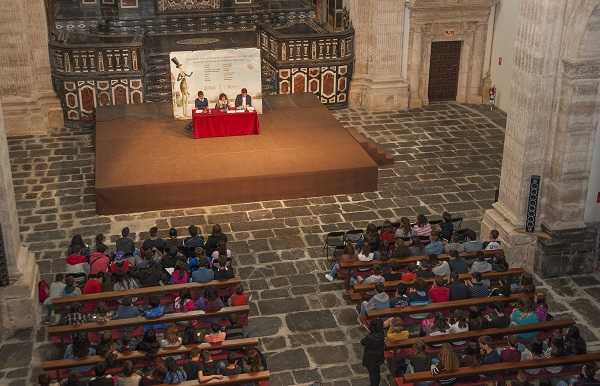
[428,41,462,102]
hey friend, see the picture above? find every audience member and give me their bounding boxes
[89,244,110,275]
[430,343,459,384]
[229,285,250,306]
[565,325,587,355]
[213,254,234,280]
[448,272,471,300]
[68,234,90,257]
[142,226,167,253]
[425,231,445,256]
[191,257,214,283]
[500,335,521,362]
[112,272,140,291]
[470,251,492,274]
[483,229,501,250]
[114,297,141,319]
[82,273,103,313]
[117,360,142,386]
[448,250,468,274]
[510,299,540,340]
[171,261,190,284]
[65,246,89,275]
[137,329,161,357]
[363,223,381,257]
[43,273,65,323]
[363,266,385,285]
[183,225,205,258]
[359,283,390,318]
[479,336,501,364]
[88,363,114,386]
[534,292,549,322]
[385,317,409,344]
[116,227,135,256]
[408,278,431,319]
[325,244,355,281]
[161,326,183,349]
[439,211,454,241]
[467,272,489,298]
[357,243,375,262]
[164,356,188,384]
[205,224,227,257]
[204,325,226,344]
[428,277,450,303]
[413,214,432,238]
[448,309,469,346]
[431,254,450,277]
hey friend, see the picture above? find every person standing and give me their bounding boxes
[361,319,385,386]
[235,88,252,109]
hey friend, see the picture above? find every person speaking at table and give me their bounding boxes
[215,93,229,111]
[235,88,252,109]
[195,91,208,110]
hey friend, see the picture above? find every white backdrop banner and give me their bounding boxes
[169,48,263,119]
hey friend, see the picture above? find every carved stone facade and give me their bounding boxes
[347,0,492,111]
[482,0,600,277]
[0,0,63,136]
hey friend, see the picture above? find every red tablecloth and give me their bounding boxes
[192,109,260,139]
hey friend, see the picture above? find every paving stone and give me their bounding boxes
[289,273,318,286]
[570,298,600,327]
[294,368,322,384]
[289,332,323,347]
[269,371,295,386]
[286,310,337,332]
[6,368,28,379]
[0,343,33,369]
[306,345,350,365]
[334,308,359,326]
[247,316,282,337]
[261,288,291,299]
[267,349,309,372]
[258,297,309,315]
[321,365,353,380]
[261,336,287,351]
[8,380,26,386]
[324,330,346,342]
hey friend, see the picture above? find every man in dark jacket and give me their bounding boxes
[361,319,385,386]
[449,272,471,300]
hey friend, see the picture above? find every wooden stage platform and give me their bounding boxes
[95,94,378,214]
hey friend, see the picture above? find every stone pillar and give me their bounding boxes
[408,24,423,108]
[481,0,573,273]
[466,23,487,104]
[0,0,63,136]
[347,0,409,111]
[0,100,40,337]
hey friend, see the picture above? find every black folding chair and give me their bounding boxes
[344,229,364,246]
[323,231,346,261]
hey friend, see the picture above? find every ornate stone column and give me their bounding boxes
[408,23,423,108]
[347,0,409,111]
[0,101,39,337]
[481,0,572,273]
[0,0,63,136]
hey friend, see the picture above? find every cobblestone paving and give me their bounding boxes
[4,103,594,386]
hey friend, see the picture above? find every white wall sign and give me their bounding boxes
[169,48,263,119]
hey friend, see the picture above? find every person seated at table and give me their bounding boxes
[195,91,209,110]
[215,93,229,111]
[235,88,252,109]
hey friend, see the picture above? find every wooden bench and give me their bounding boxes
[51,278,241,308]
[385,319,574,349]
[48,305,250,336]
[41,337,259,371]
[399,352,600,383]
[350,268,525,301]
[367,293,531,320]
[156,371,270,385]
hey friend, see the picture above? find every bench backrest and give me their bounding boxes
[41,337,259,371]
[340,249,503,270]
[402,353,600,382]
[386,319,574,349]
[48,305,250,335]
[354,268,524,293]
[52,278,241,307]
[367,293,530,319]
[155,371,270,385]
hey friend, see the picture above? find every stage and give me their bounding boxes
[95,94,378,214]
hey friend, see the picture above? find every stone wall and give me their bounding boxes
[348,0,492,111]
[0,0,63,136]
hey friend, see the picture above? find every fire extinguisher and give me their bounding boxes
[489,86,496,110]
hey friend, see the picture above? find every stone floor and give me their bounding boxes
[2,102,596,386]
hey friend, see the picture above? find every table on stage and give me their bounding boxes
[192,109,260,139]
